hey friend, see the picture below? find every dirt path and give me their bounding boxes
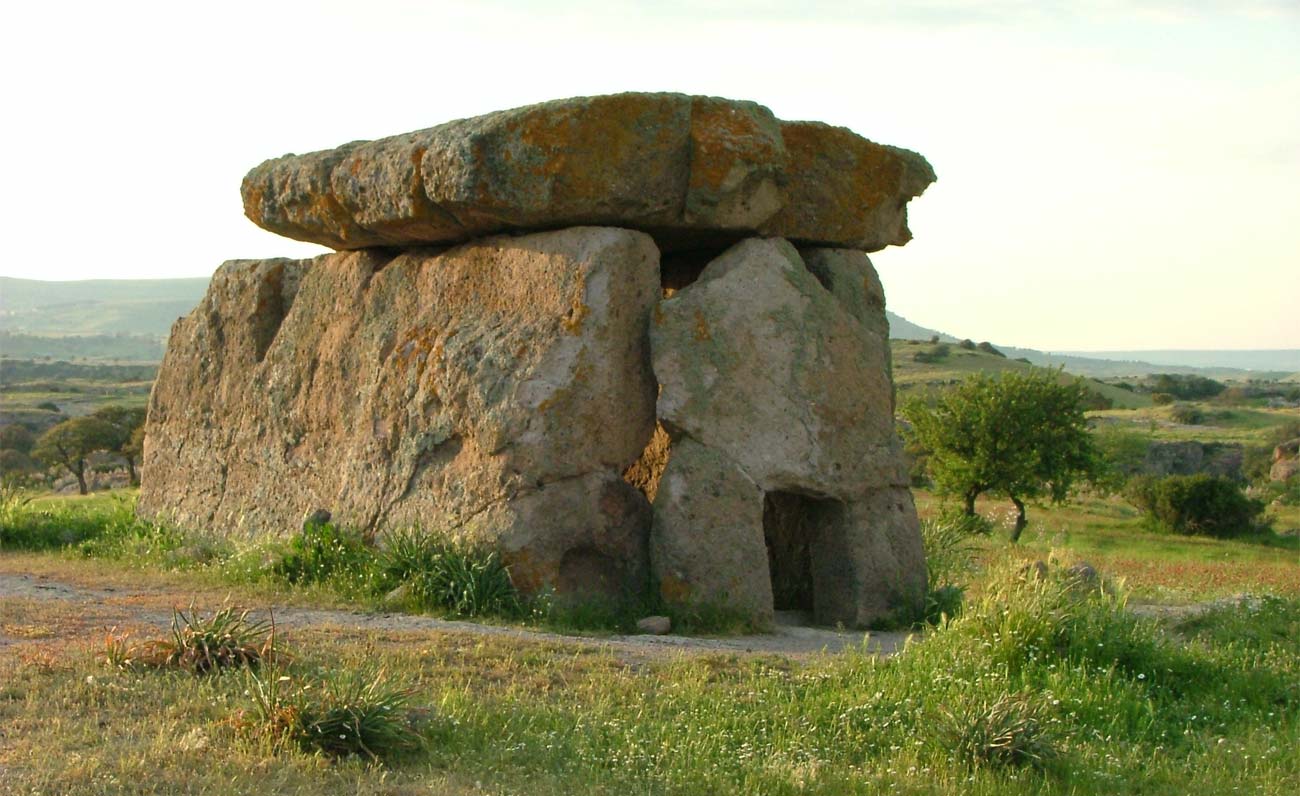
[0,571,912,659]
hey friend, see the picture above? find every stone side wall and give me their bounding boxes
[140,227,660,599]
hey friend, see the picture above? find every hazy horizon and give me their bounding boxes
[1,1,1296,350]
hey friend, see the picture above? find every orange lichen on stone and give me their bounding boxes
[692,310,711,341]
[622,423,672,502]
[562,300,590,334]
[658,574,692,604]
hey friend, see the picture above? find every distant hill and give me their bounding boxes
[885,311,956,343]
[0,276,208,337]
[890,340,1150,410]
[995,347,1291,381]
[1056,349,1300,373]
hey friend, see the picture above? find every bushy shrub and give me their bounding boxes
[0,424,36,453]
[1146,374,1226,400]
[1125,474,1265,537]
[913,343,951,364]
[1242,444,1275,484]
[1151,392,1174,405]
[1168,404,1204,424]
[958,338,977,350]
[976,341,1005,358]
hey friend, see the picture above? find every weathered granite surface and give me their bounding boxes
[139,227,660,600]
[648,239,925,626]
[242,93,934,253]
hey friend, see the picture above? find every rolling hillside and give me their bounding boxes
[0,276,208,337]
[891,340,1152,409]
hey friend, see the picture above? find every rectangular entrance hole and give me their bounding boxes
[763,491,826,615]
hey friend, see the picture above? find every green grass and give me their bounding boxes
[0,491,756,636]
[1,560,1296,794]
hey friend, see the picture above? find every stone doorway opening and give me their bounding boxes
[763,491,821,614]
[762,490,854,626]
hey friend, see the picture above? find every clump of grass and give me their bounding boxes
[106,606,277,674]
[77,512,187,562]
[238,666,425,761]
[917,517,973,626]
[939,691,1059,769]
[379,528,520,618]
[273,521,375,587]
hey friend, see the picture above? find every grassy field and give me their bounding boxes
[1091,403,1300,445]
[2,488,1299,794]
[0,359,155,423]
[913,489,1300,603]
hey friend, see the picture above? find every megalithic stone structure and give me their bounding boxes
[139,93,936,628]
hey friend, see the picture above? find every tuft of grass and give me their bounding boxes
[106,606,277,674]
[939,691,1060,769]
[238,665,425,762]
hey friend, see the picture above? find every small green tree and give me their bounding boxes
[93,406,147,486]
[0,424,36,454]
[901,370,1105,542]
[0,448,40,488]
[32,416,118,495]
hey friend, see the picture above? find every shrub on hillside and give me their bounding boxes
[1151,392,1174,405]
[958,339,977,351]
[0,424,36,453]
[976,341,1005,358]
[1169,404,1204,424]
[1146,374,1226,400]
[1242,445,1274,485]
[913,343,951,364]
[0,449,39,487]
[1125,474,1265,538]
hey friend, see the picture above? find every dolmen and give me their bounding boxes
[138,93,936,628]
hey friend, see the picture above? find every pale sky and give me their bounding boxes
[1,0,1296,350]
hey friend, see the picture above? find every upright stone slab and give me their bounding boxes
[648,238,925,627]
[140,227,661,600]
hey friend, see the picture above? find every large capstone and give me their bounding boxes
[242,93,934,254]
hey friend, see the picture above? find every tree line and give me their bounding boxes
[0,406,145,494]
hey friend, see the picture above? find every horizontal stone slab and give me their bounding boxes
[242,93,935,253]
